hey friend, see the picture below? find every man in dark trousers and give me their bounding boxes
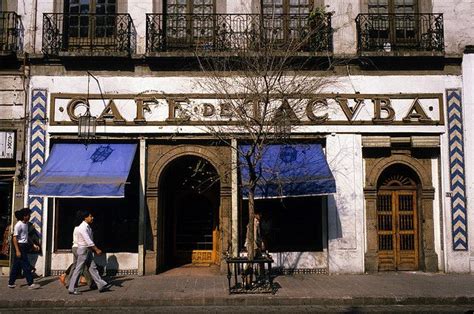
[8,208,40,289]
[68,210,111,295]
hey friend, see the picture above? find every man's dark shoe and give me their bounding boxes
[99,283,112,293]
[69,290,81,295]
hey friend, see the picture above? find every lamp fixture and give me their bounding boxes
[78,105,97,143]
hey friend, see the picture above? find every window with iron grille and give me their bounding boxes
[164,0,216,49]
[261,0,332,53]
[166,0,214,14]
[368,0,417,14]
[64,0,117,39]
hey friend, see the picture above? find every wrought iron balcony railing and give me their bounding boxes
[42,13,136,56]
[146,13,332,54]
[0,11,23,54]
[356,13,444,54]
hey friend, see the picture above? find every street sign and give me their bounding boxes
[0,131,15,159]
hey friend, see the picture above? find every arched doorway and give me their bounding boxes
[376,164,419,271]
[159,155,220,268]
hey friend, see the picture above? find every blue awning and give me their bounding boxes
[30,143,137,198]
[239,144,336,199]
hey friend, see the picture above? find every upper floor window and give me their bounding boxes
[368,0,417,14]
[262,0,314,15]
[166,0,215,14]
[65,0,117,38]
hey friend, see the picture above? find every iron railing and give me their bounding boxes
[356,13,444,53]
[0,12,22,54]
[146,13,332,54]
[226,256,277,294]
[42,13,136,55]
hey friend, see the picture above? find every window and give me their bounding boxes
[368,0,417,14]
[241,196,325,252]
[262,0,314,15]
[54,152,139,253]
[166,0,214,14]
[164,0,216,48]
[64,0,117,39]
[261,0,317,47]
[369,0,417,44]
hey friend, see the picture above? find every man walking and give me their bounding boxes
[8,208,40,289]
[68,210,110,295]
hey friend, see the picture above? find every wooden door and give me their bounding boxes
[377,189,418,271]
[64,0,117,50]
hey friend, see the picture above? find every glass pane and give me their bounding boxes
[368,0,388,14]
[167,0,188,14]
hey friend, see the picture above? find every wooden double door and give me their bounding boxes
[377,189,418,271]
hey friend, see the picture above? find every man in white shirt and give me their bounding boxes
[8,208,40,289]
[68,210,110,295]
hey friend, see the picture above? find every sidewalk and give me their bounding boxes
[1,266,474,308]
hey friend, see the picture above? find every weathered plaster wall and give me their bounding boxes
[128,0,152,55]
[434,1,474,56]
[327,134,364,273]
[327,0,359,56]
[462,51,474,273]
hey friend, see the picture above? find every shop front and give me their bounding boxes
[0,127,25,274]
[29,142,141,275]
[25,74,455,275]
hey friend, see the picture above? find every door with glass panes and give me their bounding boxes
[165,0,215,49]
[64,0,117,50]
[261,0,314,47]
[368,0,418,50]
[377,188,419,270]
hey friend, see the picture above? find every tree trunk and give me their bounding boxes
[247,188,255,260]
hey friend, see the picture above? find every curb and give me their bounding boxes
[1,296,474,308]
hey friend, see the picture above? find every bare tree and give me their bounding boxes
[169,7,337,260]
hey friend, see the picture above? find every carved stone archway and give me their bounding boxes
[364,154,437,272]
[145,143,232,274]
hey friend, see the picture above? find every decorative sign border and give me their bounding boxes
[28,90,47,239]
[447,89,468,251]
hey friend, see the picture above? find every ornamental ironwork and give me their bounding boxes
[0,11,23,54]
[146,13,332,54]
[42,13,136,56]
[356,13,444,53]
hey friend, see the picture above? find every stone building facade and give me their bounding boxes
[0,0,473,276]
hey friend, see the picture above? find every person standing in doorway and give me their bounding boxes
[68,209,110,295]
[8,208,40,289]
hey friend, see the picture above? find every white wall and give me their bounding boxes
[327,134,364,273]
[463,51,474,273]
[434,1,474,56]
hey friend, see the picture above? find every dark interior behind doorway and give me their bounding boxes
[241,196,326,252]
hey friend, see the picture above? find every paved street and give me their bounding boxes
[1,266,474,312]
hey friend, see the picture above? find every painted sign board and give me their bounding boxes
[50,93,444,127]
[0,131,15,159]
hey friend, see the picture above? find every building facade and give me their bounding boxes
[0,0,473,276]
[0,0,27,275]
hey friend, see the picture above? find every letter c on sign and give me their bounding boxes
[66,98,88,122]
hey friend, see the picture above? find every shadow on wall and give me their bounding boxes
[94,254,120,276]
[328,194,343,241]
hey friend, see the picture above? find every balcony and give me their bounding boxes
[356,13,444,56]
[0,12,22,55]
[42,13,136,56]
[146,13,332,56]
